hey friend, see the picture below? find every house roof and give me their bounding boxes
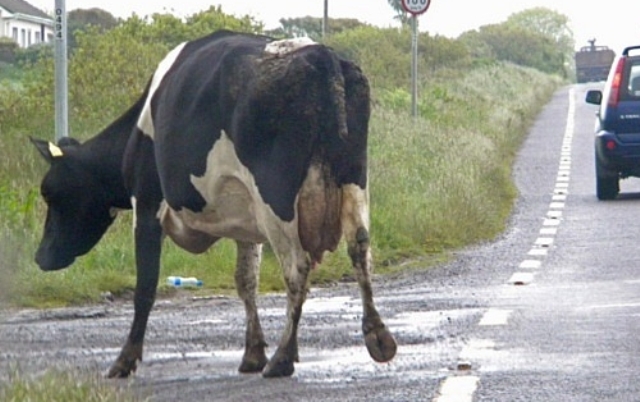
[0,0,50,20]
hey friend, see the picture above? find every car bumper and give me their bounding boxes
[595,131,640,175]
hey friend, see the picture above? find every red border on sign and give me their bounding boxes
[401,0,431,15]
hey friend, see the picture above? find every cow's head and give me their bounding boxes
[31,137,117,271]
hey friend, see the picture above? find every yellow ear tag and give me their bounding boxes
[48,142,64,158]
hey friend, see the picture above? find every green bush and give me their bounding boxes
[325,26,470,90]
[0,38,18,64]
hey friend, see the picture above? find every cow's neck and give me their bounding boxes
[81,97,145,210]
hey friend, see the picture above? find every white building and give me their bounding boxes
[0,0,53,48]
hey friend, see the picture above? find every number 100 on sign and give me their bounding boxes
[401,0,431,15]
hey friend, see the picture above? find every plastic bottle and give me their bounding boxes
[166,276,203,288]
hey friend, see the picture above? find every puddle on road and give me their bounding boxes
[147,349,243,364]
[141,343,448,384]
[186,319,226,325]
[259,296,360,318]
[388,308,483,337]
[0,290,483,390]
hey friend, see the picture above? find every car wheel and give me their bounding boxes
[596,155,620,201]
[596,175,619,200]
[595,158,619,200]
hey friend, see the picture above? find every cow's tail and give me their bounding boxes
[325,49,349,141]
[305,45,349,142]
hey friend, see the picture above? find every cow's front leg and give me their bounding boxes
[342,184,397,363]
[108,206,162,378]
[262,252,310,378]
[235,241,268,373]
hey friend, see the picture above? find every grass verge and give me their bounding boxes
[0,369,143,402]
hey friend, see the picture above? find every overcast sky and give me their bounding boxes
[29,0,640,53]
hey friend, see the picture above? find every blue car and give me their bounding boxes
[586,45,640,200]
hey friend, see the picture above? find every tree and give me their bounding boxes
[387,0,411,25]
[68,8,119,49]
[68,8,118,30]
[505,7,574,73]
[275,17,366,41]
[461,23,564,75]
[506,7,573,46]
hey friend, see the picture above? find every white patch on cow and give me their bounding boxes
[137,42,188,138]
[158,130,307,280]
[340,183,370,240]
[264,37,316,55]
[130,196,137,230]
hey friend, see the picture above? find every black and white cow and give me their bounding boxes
[31,30,396,378]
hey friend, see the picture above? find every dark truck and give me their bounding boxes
[575,39,615,83]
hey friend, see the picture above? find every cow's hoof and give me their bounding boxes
[107,359,137,378]
[364,326,397,363]
[262,355,295,378]
[239,350,268,373]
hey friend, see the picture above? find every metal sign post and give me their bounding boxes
[54,0,68,141]
[401,0,432,118]
[410,15,418,117]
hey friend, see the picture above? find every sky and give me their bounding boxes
[28,0,640,53]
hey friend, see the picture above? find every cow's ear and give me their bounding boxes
[30,137,64,163]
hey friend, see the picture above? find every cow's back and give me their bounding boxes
[133,30,367,258]
[139,31,271,212]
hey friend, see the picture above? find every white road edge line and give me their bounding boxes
[509,272,535,285]
[519,259,542,269]
[540,227,558,235]
[535,237,554,247]
[433,376,480,402]
[479,309,513,326]
[455,89,576,402]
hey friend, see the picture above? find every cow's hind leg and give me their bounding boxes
[342,184,397,363]
[108,205,163,378]
[262,250,310,378]
[235,241,268,373]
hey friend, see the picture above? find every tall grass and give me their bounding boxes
[370,63,559,265]
[0,369,142,402]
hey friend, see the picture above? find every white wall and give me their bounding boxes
[6,18,53,47]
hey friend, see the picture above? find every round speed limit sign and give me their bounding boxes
[401,0,431,15]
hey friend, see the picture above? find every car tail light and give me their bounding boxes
[607,58,626,107]
[606,140,617,150]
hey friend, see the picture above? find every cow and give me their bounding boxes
[30,30,396,378]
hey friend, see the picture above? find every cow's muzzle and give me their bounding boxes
[35,248,75,271]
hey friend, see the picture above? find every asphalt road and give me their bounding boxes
[3,84,640,401]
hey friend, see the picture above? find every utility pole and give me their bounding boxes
[322,0,328,39]
[54,0,68,141]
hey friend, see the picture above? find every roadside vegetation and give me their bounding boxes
[0,4,572,400]
[0,369,145,402]
[0,6,568,308]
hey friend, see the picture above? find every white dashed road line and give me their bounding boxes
[508,272,535,285]
[433,88,576,401]
[433,376,480,402]
[478,309,513,326]
[519,260,542,269]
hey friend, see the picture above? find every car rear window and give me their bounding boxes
[624,60,640,99]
